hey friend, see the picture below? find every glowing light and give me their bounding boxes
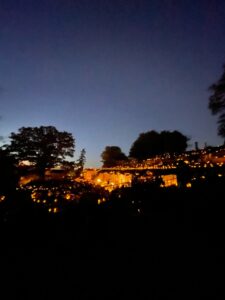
[186,183,192,188]
[65,194,71,200]
[0,195,6,202]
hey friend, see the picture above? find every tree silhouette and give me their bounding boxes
[77,148,86,170]
[101,146,127,167]
[161,130,189,153]
[6,126,75,178]
[75,148,86,176]
[130,131,160,160]
[129,130,189,160]
[209,64,225,137]
[0,149,18,194]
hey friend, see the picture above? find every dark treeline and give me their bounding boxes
[101,130,189,167]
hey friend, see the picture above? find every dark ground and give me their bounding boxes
[0,186,224,299]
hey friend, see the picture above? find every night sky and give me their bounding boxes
[0,0,225,167]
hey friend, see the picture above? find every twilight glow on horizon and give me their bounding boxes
[0,0,225,167]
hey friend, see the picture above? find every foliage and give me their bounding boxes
[129,130,189,160]
[209,64,225,137]
[76,148,86,170]
[6,126,75,177]
[101,146,127,167]
[0,149,18,193]
[74,148,86,177]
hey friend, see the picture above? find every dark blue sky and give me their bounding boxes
[0,0,225,167]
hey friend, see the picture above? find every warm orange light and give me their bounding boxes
[65,194,71,200]
[0,195,5,202]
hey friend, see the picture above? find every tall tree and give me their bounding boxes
[209,64,225,137]
[6,126,75,178]
[76,148,86,171]
[129,130,189,160]
[101,146,127,167]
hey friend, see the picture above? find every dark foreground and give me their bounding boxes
[0,183,224,299]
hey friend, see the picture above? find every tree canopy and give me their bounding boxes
[0,149,18,194]
[129,130,189,160]
[208,64,225,137]
[6,126,75,177]
[101,146,127,167]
